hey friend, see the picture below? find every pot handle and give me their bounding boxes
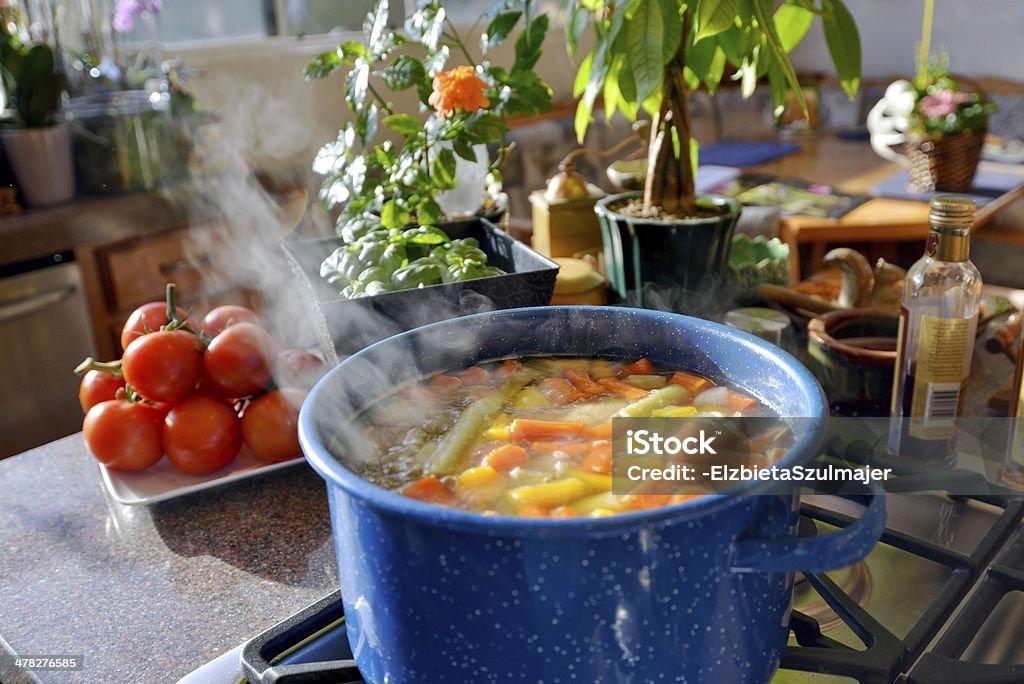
[730,491,886,573]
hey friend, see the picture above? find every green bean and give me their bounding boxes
[614,384,690,418]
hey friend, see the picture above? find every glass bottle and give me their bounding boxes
[889,196,983,460]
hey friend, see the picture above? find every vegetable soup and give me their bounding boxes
[352,357,781,518]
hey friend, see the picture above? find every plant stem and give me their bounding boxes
[74,357,123,377]
[444,17,477,67]
[917,0,935,87]
[367,82,394,115]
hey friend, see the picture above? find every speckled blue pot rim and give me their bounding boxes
[299,306,828,538]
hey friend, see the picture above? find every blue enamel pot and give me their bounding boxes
[299,306,885,684]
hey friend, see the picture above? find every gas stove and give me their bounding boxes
[180,490,1024,684]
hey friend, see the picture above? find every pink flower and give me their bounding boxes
[919,90,971,118]
[113,0,161,33]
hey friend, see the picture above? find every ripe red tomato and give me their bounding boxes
[121,302,189,352]
[203,322,277,398]
[200,305,260,338]
[79,370,126,414]
[122,330,204,403]
[275,349,326,393]
[163,395,242,475]
[241,389,304,462]
[83,400,164,472]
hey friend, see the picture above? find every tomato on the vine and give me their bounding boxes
[204,322,277,398]
[120,302,189,352]
[241,389,304,462]
[200,305,260,339]
[122,330,204,403]
[163,394,242,475]
[79,370,126,414]
[83,400,164,471]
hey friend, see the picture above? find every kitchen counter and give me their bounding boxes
[0,436,336,684]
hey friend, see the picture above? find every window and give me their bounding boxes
[127,0,494,46]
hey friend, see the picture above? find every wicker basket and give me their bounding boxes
[906,129,985,193]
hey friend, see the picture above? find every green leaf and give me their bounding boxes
[659,0,682,63]
[453,138,477,162]
[383,113,422,136]
[432,148,458,188]
[573,51,593,99]
[574,2,626,141]
[355,102,379,144]
[697,0,740,41]
[464,112,505,143]
[687,36,717,83]
[345,60,370,111]
[629,0,664,104]
[704,46,727,93]
[381,199,409,229]
[514,13,548,71]
[774,3,814,52]
[750,0,805,110]
[483,11,521,51]
[416,199,443,227]
[500,69,553,118]
[404,0,445,51]
[380,55,426,91]
[567,5,591,58]
[339,41,367,61]
[305,50,342,80]
[822,0,861,98]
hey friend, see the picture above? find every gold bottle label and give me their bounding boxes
[908,313,978,439]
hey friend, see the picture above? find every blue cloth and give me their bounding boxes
[698,141,801,167]
[872,169,1024,206]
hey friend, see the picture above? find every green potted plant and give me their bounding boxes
[0,37,73,206]
[305,0,552,253]
[567,0,861,308]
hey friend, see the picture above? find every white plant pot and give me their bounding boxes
[0,122,75,207]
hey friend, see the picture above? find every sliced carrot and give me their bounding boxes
[538,377,582,405]
[668,371,713,395]
[482,444,530,472]
[531,441,591,455]
[517,504,551,518]
[427,374,463,397]
[458,366,490,386]
[586,422,613,439]
[726,390,759,411]
[551,506,578,519]
[402,476,454,504]
[597,377,648,400]
[623,494,676,510]
[565,369,605,396]
[581,441,612,474]
[621,358,656,376]
[510,418,586,441]
[493,359,521,382]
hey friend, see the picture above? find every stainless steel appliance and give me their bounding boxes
[0,252,96,458]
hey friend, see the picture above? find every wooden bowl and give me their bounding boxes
[807,309,899,416]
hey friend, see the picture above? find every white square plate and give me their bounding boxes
[97,447,305,505]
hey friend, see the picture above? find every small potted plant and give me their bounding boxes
[566,0,861,309]
[290,0,560,359]
[867,0,994,193]
[305,0,552,243]
[0,37,73,206]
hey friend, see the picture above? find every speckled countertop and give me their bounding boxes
[0,435,337,684]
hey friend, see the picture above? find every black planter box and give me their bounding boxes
[282,219,559,362]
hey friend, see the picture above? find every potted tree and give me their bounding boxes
[0,38,73,206]
[567,0,861,309]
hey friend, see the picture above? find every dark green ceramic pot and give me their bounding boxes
[595,192,741,311]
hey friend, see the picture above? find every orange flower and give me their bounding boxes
[428,66,490,117]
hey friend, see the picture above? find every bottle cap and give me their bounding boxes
[929,196,975,230]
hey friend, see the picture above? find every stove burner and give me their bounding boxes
[793,561,873,632]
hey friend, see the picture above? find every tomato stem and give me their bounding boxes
[74,357,124,377]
